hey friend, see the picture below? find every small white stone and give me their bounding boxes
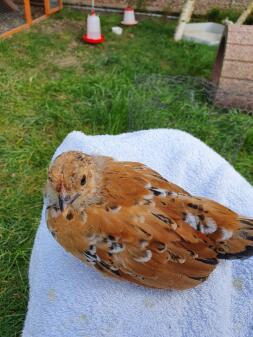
[112,26,123,35]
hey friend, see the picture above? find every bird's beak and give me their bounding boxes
[58,193,80,212]
[58,183,67,212]
[58,195,65,212]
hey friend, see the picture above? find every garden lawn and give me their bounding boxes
[0,8,253,337]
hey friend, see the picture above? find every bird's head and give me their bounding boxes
[45,151,102,214]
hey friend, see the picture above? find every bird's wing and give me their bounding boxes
[82,161,245,289]
[85,200,220,290]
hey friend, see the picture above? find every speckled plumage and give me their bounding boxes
[45,151,253,290]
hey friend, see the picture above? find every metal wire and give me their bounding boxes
[0,0,25,34]
[128,75,253,163]
[0,0,50,35]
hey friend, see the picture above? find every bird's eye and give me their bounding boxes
[80,175,86,186]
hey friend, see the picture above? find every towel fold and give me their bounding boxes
[22,129,253,337]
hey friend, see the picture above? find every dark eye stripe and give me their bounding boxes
[80,175,86,186]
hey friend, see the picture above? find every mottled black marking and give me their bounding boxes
[149,187,163,196]
[66,211,74,221]
[188,250,197,257]
[188,203,198,209]
[198,214,205,221]
[152,213,173,225]
[98,261,120,276]
[110,269,120,276]
[153,241,166,252]
[182,212,187,221]
[196,258,218,265]
[196,222,201,231]
[110,205,119,210]
[239,231,250,240]
[110,242,122,249]
[143,199,152,206]
[168,251,181,262]
[106,205,119,212]
[88,245,96,254]
[108,235,116,241]
[84,251,97,262]
[190,276,208,282]
[216,247,226,254]
[217,245,253,260]
[240,219,253,227]
[161,201,166,206]
[137,226,152,237]
[166,191,173,196]
[99,260,111,269]
[109,242,123,252]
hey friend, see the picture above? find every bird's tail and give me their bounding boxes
[217,217,253,260]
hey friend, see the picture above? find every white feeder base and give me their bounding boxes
[183,22,225,46]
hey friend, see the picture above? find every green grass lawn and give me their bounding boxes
[0,9,253,336]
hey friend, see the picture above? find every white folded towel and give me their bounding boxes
[22,129,253,337]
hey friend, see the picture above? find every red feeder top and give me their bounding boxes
[125,7,134,11]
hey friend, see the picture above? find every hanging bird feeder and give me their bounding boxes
[83,0,104,44]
